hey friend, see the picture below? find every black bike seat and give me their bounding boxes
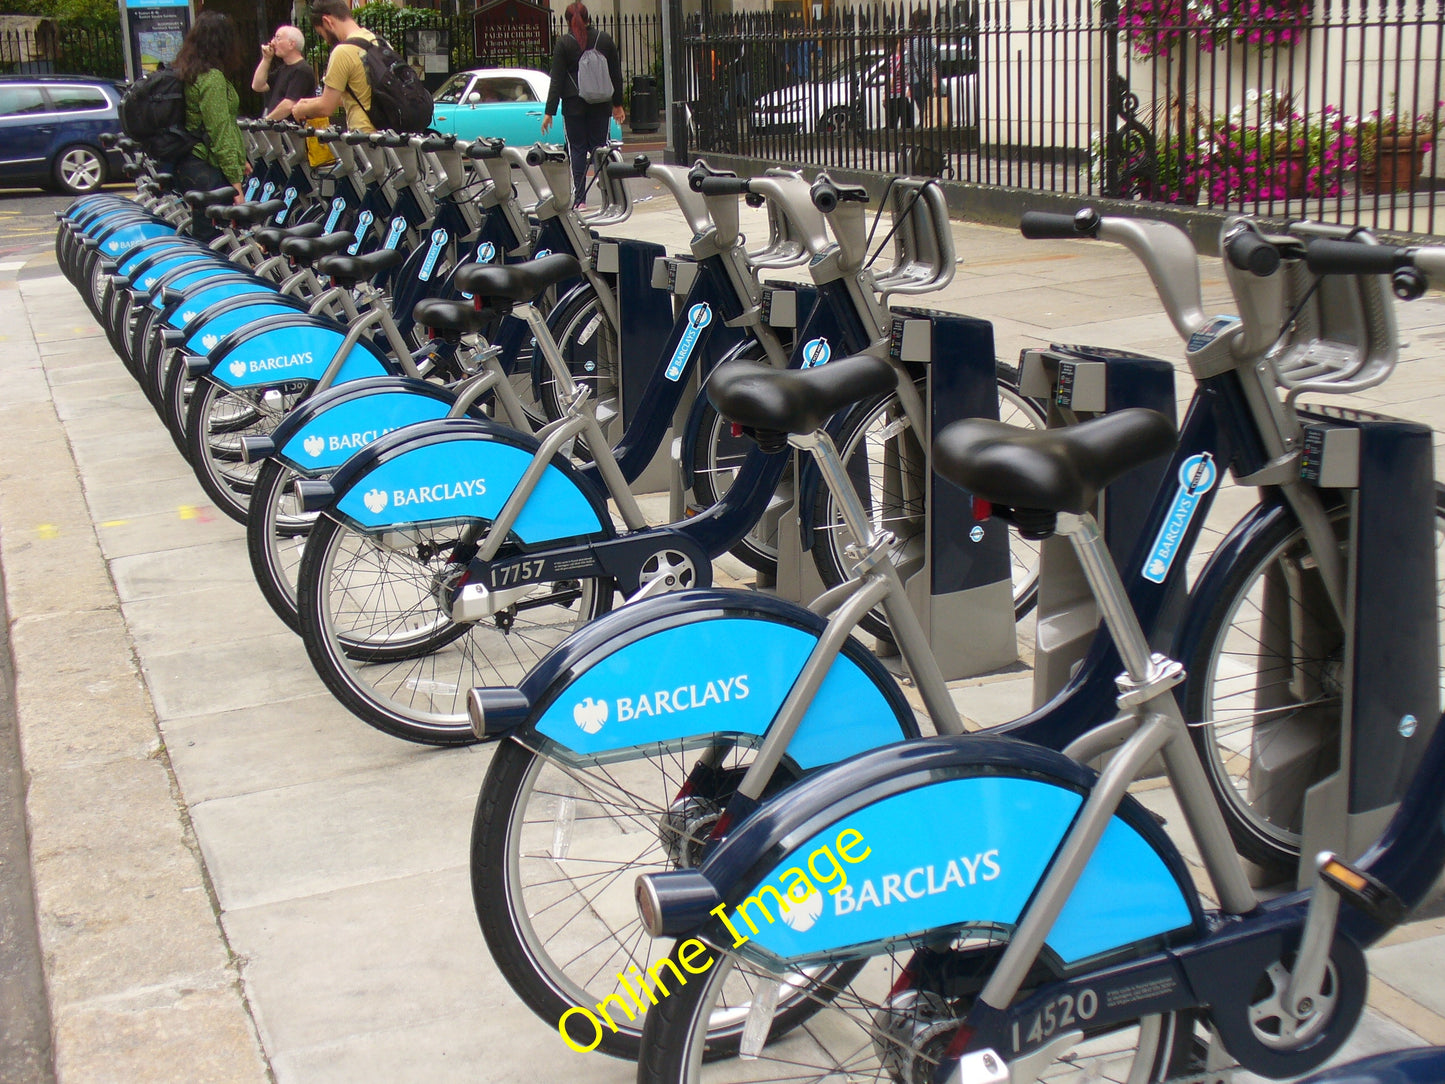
[211,200,285,226]
[933,409,1178,515]
[184,186,238,209]
[412,298,492,334]
[706,353,897,436]
[254,221,326,254]
[454,252,580,303]
[316,247,406,286]
[281,231,357,266]
[151,172,175,188]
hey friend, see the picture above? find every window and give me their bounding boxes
[0,86,49,117]
[434,74,474,105]
[470,78,535,103]
[46,86,109,112]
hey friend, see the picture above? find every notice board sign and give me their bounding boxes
[472,0,549,65]
[118,0,191,81]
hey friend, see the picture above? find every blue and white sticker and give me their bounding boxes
[477,241,496,263]
[534,248,552,259]
[348,210,375,255]
[244,177,260,201]
[1142,453,1218,584]
[801,337,831,368]
[664,303,712,381]
[324,196,346,233]
[384,215,407,251]
[260,181,276,202]
[276,186,298,225]
[418,227,449,282]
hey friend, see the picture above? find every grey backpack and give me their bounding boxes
[576,33,613,104]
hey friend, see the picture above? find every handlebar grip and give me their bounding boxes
[810,177,868,212]
[525,145,568,165]
[1305,238,1408,277]
[463,137,505,159]
[341,131,371,145]
[1019,209,1100,240]
[694,176,751,196]
[603,153,651,180]
[1223,230,1282,276]
[315,128,342,144]
[419,134,457,152]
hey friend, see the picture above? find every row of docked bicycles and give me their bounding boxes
[53,116,1445,1084]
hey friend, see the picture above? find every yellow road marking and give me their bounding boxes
[36,524,59,539]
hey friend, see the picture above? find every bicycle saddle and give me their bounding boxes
[280,232,357,266]
[315,248,406,287]
[183,186,239,209]
[933,408,1178,515]
[705,353,897,436]
[253,221,326,255]
[454,253,580,304]
[412,297,492,335]
[210,200,285,227]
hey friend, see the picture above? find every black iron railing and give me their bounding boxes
[0,25,124,82]
[677,0,1445,235]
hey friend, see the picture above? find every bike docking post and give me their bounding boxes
[1286,408,1437,885]
[593,234,676,494]
[888,307,1017,680]
[1019,346,1177,707]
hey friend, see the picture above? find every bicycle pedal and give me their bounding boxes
[1318,855,1406,925]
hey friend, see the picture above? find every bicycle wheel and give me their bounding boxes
[688,399,784,577]
[810,364,1046,639]
[184,377,299,524]
[637,941,1210,1084]
[1184,486,1445,873]
[296,516,612,744]
[470,737,856,1060]
[536,287,618,461]
[246,458,312,631]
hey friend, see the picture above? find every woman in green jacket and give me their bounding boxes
[173,11,246,236]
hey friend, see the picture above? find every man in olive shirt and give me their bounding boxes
[290,0,376,133]
[252,25,316,121]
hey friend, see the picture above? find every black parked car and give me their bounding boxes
[0,76,125,195]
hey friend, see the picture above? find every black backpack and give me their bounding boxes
[119,67,202,166]
[344,35,434,133]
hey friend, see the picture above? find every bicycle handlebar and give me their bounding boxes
[463,137,505,160]
[810,175,868,213]
[1223,229,1285,276]
[525,144,568,166]
[692,175,750,196]
[602,153,651,181]
[1019,209,1101,240]
[1305,238,1409,276]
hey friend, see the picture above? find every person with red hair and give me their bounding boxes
[542,2,624,209]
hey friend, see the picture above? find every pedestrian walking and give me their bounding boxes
[541,2,625,210]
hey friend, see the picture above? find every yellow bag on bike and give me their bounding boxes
[306,116,335,168]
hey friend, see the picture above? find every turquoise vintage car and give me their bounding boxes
[429,68,623,146]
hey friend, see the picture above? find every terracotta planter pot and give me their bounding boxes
[1360,134,1425,193]
[1279,149,1310,198]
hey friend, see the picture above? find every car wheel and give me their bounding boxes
[53,144,106,195]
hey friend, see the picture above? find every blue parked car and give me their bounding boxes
[0,76,125,195]
[429,68,622,146]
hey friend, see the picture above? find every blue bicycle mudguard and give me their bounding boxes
[120,246,227,290]
[666,735,1202,971]
[76,208,156,240]
[144,265,261,311]
[180,296,314,354]
[317,418,613,544]
[486,588,920,768]
[263,377,471,475]
[93,219,178,259]
[1297,1049,1445,1084]
[158,277,277,321]
[201,315,392,390]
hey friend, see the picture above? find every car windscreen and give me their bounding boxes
[433,74,473,105]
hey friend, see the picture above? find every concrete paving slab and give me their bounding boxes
[189,746,484,910]
[83,470,221,524]
[161,692,425,804]
[93,506,244,562]
[110,539,257,603]
[142,628,328,720]
[122,583,292,655]
[1368,935,1445,1019]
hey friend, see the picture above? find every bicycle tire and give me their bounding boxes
[1184,486,1445,873]
[469,737,858,1060]
[636,942,1209,1084]
[183,377,297,524]
[296,516,613,744]
[809,363,1046,639]
[536,286,617,462]
[246,458,312,632]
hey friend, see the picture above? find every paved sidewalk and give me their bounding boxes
[4,199,1445,1082]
